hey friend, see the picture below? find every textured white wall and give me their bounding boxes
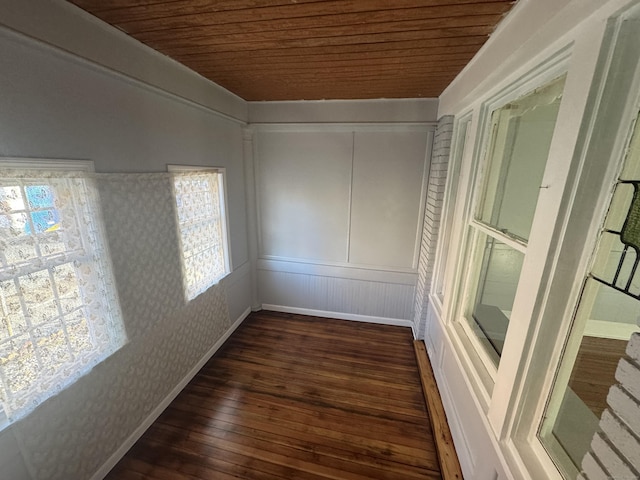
[0,0,247,122]
[0,5,252,479]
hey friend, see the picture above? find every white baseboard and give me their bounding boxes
[261,304,413,329]
[89,307,251,480]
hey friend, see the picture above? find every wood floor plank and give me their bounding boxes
[182,381,434,441]
[105,311,444,480]
[175,387,433,449]
[220,348,423,390]
[197,358,426,407]
[225,334,419,375]
[414,341,463,480]
[164,399,437,468]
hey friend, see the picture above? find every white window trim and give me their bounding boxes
[168,164,232,301]
[0,158,94,172]
[431,113,473,316]
[428,2,640,480]
[502,7,640,478]
[445,47,573,403]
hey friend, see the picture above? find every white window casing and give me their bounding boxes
[434,3,640,479]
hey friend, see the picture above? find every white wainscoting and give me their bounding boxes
[425,297,513,480]
[258,259,416,323]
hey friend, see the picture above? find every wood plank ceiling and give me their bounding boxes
[68,0,516,101]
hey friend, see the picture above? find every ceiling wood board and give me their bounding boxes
[68,0,516,101]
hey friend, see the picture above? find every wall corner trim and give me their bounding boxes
[88,307,252,480]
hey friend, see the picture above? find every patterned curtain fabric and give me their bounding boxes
[173,172,228,300]
[0,170,125,421]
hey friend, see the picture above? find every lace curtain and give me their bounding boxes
[0,170,125,421]
[173,171,229,300]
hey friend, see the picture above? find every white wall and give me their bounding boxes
[250,101,437,325]
[0,0,247,122]
[0,1,252,478]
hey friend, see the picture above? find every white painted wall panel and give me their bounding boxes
[256,131,352,262]
[253,123,432,322]
[350,131,428,268]
[249,98,438,124]
[258,268,416,320]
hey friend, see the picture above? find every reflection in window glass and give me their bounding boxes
[459,75,566,373]
[476,76,565,241]
[539,112,640,477]
[541,279,637,472]
[467,235,525,361]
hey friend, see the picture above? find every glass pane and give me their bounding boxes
[477,76,566,242]
[467,234,525,363]
[0,186,25,213]
[436,118,470,301]
[540,279,637,473]
[540,112,640,477]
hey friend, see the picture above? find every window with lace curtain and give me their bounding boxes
[0,160,125,423]
[170,166,231,301]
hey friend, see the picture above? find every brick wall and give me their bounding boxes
[580,331,640,480]
[413,115,454,340]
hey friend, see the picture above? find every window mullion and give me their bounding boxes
[0,250,90,282]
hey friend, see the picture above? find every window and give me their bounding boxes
[170,167,231,301]
[0,160,125,422]
[434,115,472,306]
[539,111,640,477]
[456,75,566,372]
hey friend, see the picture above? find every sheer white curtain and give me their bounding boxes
[172,171,229,301]
[0,170,125,421]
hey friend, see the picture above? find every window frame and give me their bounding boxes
[432,3,640,480]
[168,165,232,301]
[446,51,572,402]
[432,113,473,315]
[0,157,125,426]
[503,9,640,478]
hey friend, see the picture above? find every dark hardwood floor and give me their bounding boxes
[106,310,442,479]
[568,335,629,418]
